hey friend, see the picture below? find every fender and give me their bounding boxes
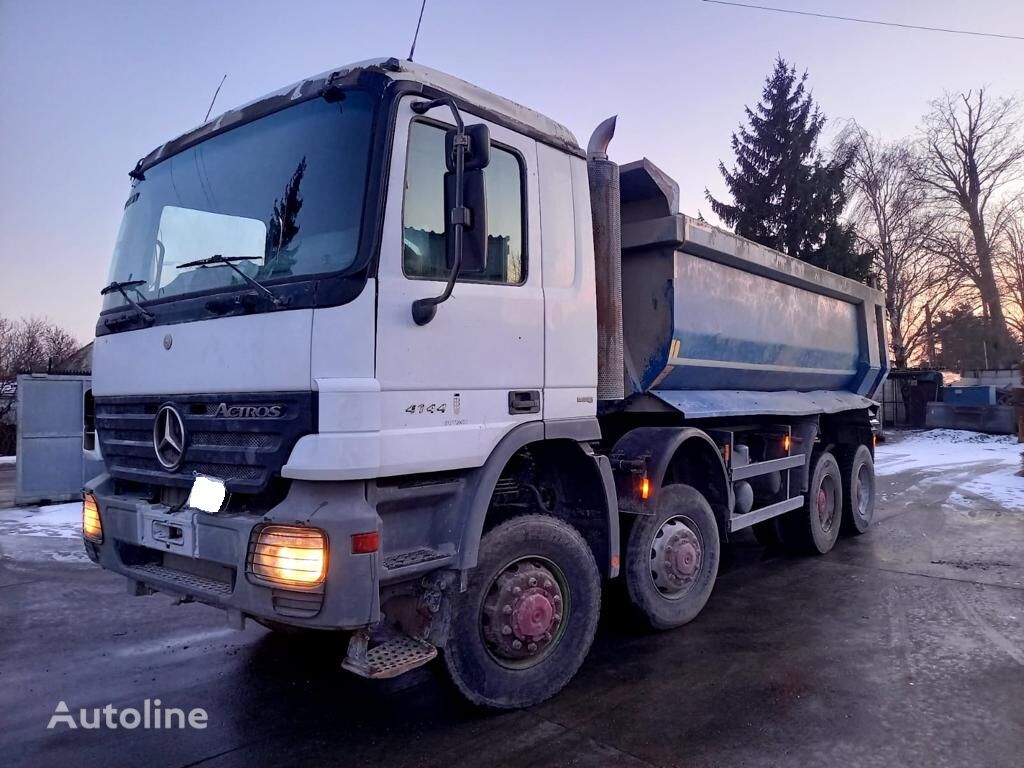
[454,421,620,579]
[611,426,733,532]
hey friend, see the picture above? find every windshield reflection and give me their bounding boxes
[104,92,374,311]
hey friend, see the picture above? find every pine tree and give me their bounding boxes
[706,57,871,282]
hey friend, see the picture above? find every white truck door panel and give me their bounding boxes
[538,146,597,420]
[374,97,543,476]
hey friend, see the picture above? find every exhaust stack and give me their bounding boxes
[587,116,624,401]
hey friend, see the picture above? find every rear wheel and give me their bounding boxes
[839,444,875,535]
[624,484,720,630]
[444,515,600,709]
[784,451,843,555]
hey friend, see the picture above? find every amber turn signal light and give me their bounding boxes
[83,494,103,543]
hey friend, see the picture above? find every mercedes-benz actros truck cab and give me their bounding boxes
[84,57,889,708]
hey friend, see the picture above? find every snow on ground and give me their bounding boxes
[876,429,1023,509]
[0,456,15,466]
[0,501,88,563]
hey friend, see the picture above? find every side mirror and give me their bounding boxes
[446,124,490,172]
[445,124,489,274]
[410,96,493,325]
[445,167,487,274]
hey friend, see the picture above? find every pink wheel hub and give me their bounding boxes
[669,537,700,579]
[482,559,565,664]
[650,517,703,598]
[513,592,555,639]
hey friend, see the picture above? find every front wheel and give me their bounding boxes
[444,515,601,709]
[624,484,720,630]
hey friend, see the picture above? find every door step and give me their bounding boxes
[342,630,438,680]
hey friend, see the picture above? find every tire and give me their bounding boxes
[838,444,875,535]
[624,484,720,630]
[784,451,843,555]
[443,514,601,709]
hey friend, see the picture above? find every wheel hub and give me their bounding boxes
[482,560,564,664]
[650,518,703,598]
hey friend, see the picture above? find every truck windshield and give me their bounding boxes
[103,91,375,311]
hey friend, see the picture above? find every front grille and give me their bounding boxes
[95,392,315,494]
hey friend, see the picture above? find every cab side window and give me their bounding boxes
[403,120,525,284]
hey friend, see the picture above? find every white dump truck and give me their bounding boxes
[84,57,889,708]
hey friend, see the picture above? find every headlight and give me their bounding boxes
[83,494,103,543]
[248,525,327,587]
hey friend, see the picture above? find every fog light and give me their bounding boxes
[248,525,327,587]
[83,494,103,543]
[187,474,227,514]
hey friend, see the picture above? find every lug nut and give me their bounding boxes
[501,625,512,636]
[527,642,537,653]
[528,577,537,587]
[502,604,513,615]
[512,586,522,596]
[512,639,522,650]
[553,613,562,622]
[552,595,561,603]
[543,579,552,589]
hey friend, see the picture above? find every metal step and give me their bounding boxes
[126,562,233,596]
[383,547,448,571]
[342,631,438,680]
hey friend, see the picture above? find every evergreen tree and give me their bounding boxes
[706,57,871,281]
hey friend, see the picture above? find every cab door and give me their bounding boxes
[374,95,543,477]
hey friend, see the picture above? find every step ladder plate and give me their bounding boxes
[343,636,438,680]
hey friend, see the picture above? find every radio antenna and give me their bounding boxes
[204,74,228,122]
[408,0,427,61]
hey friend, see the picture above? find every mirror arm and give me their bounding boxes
[411,98,468,326]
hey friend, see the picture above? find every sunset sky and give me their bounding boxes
[1,0,1022,343]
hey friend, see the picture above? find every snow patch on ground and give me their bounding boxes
[0,455,15,466]
[0,501,88,563]
[0,502,81,537]
[877,429,1023,509]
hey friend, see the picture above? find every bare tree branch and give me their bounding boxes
[914,88,1024,367]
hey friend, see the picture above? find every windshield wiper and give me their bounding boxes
[176,255,282,306]
[100,280,155,323]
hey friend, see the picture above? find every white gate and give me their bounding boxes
[15,374,104,505]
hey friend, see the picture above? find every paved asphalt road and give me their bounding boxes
[1,451,1022,768]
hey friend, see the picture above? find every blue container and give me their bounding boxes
[944,386,996,405]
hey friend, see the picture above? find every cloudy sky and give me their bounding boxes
[1,0,1022,343]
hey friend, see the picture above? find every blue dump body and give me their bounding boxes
[618,160,889,419]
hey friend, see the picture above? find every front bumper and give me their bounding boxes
[84,474,381,630]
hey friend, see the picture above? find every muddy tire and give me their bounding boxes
[443,515,600,709]
[624,484,720,630]
[784,451,843,555]
[838,444,875,535]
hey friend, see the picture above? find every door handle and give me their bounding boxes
[508,390,541,415]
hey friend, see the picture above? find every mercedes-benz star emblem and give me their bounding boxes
[153,404,186,471]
